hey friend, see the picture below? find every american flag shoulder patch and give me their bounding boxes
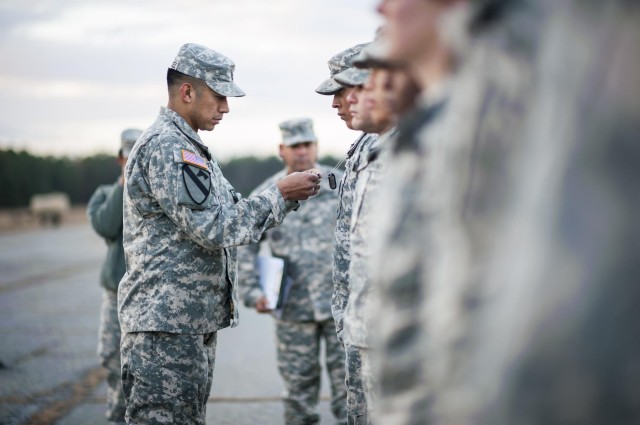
[181,149,208,169]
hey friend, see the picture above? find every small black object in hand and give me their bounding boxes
[328,173,337,190]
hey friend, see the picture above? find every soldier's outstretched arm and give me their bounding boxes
[142,141,319,250]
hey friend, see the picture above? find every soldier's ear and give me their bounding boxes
[181,82,195,103]
[278,144,285,160]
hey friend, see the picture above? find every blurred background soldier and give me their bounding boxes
[315,43,378,425]
[87,127,142,425]
[119,43,320,425]
[238,118,346,425]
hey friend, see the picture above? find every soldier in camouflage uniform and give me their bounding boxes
[451,1,640,424]
[119,43,321,425]
[87,128,142,425]
[315,43,378,425]
[238,118,346,425]
[369,1,482,424]
[331,42,408,422]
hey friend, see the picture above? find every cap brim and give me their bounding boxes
[334,68,370,87]
[283,137,318,147]
[315,78,344,95]
[207,81,246,97]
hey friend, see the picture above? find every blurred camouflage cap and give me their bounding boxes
[315,43,370,95]
[279,118,318,146]
[353,27,399,69]
[334,67,371,87]
[120,128,143,157]
[170,43,245,97]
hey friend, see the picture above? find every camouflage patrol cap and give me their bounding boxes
[334,67,371,87]
[279,118,318,146]
[170,43,245,97]
[315,43,370,95]
[120,128,143,157]
[353,39,397,69]
[353,27,399,69]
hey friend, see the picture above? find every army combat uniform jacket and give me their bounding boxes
[238,164,343,322]
[332,132,378,341]
[343,128,396,349]
[119,106,297,335]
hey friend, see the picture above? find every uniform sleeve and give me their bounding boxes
[145,140,294,250]
[87,184,124,241]
[332,219,350,343]
[237,240,265,308]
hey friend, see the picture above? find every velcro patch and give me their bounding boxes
[181,149,208,170]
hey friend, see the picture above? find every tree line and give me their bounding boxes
[0,149,341,208]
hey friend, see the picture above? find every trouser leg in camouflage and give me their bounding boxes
[345,344,369,425]
[321,320,348,425]
[359,347,377,418]
[98,290,126,422]
[276,319,347,425]
[120,331,217,425]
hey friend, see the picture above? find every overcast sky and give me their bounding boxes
[0,0,381,161]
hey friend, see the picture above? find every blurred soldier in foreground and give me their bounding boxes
[119,43,320,425]
[238,118,347,425]
[463,1,640,424]
[370,0,515,423]
[87,128,142,425]
[316,43,378,425]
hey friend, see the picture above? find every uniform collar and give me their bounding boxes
[160,106,212,161]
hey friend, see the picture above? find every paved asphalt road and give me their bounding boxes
[0,223,335,425]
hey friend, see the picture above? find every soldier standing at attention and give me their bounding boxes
[315,43,377,425]
[119,43,321,425]
[87,128,142,425]
[330,37,413,421]
[238,118,346,425]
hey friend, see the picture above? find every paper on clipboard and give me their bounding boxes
[257,256,292,313]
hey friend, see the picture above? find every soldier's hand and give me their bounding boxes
[255,296,272,314]
[277,171,321,201]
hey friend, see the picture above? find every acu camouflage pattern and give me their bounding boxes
[97,290,126,422]
[238,164,342,321]
[238,164,346,424]
[119,106,297,335]
[121,331,217,424]
[461,2,640,424]
[275,319,347,425]
[369,88,451,425]
[331,132,378,342]
[170,43,245,97]
[316,43,371,95]
[370,2,538,424]
[279,118,318,146]
[334,67,372,88]
[345,345,370,425]
[343,129,396,350]
[121,128,142,157]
